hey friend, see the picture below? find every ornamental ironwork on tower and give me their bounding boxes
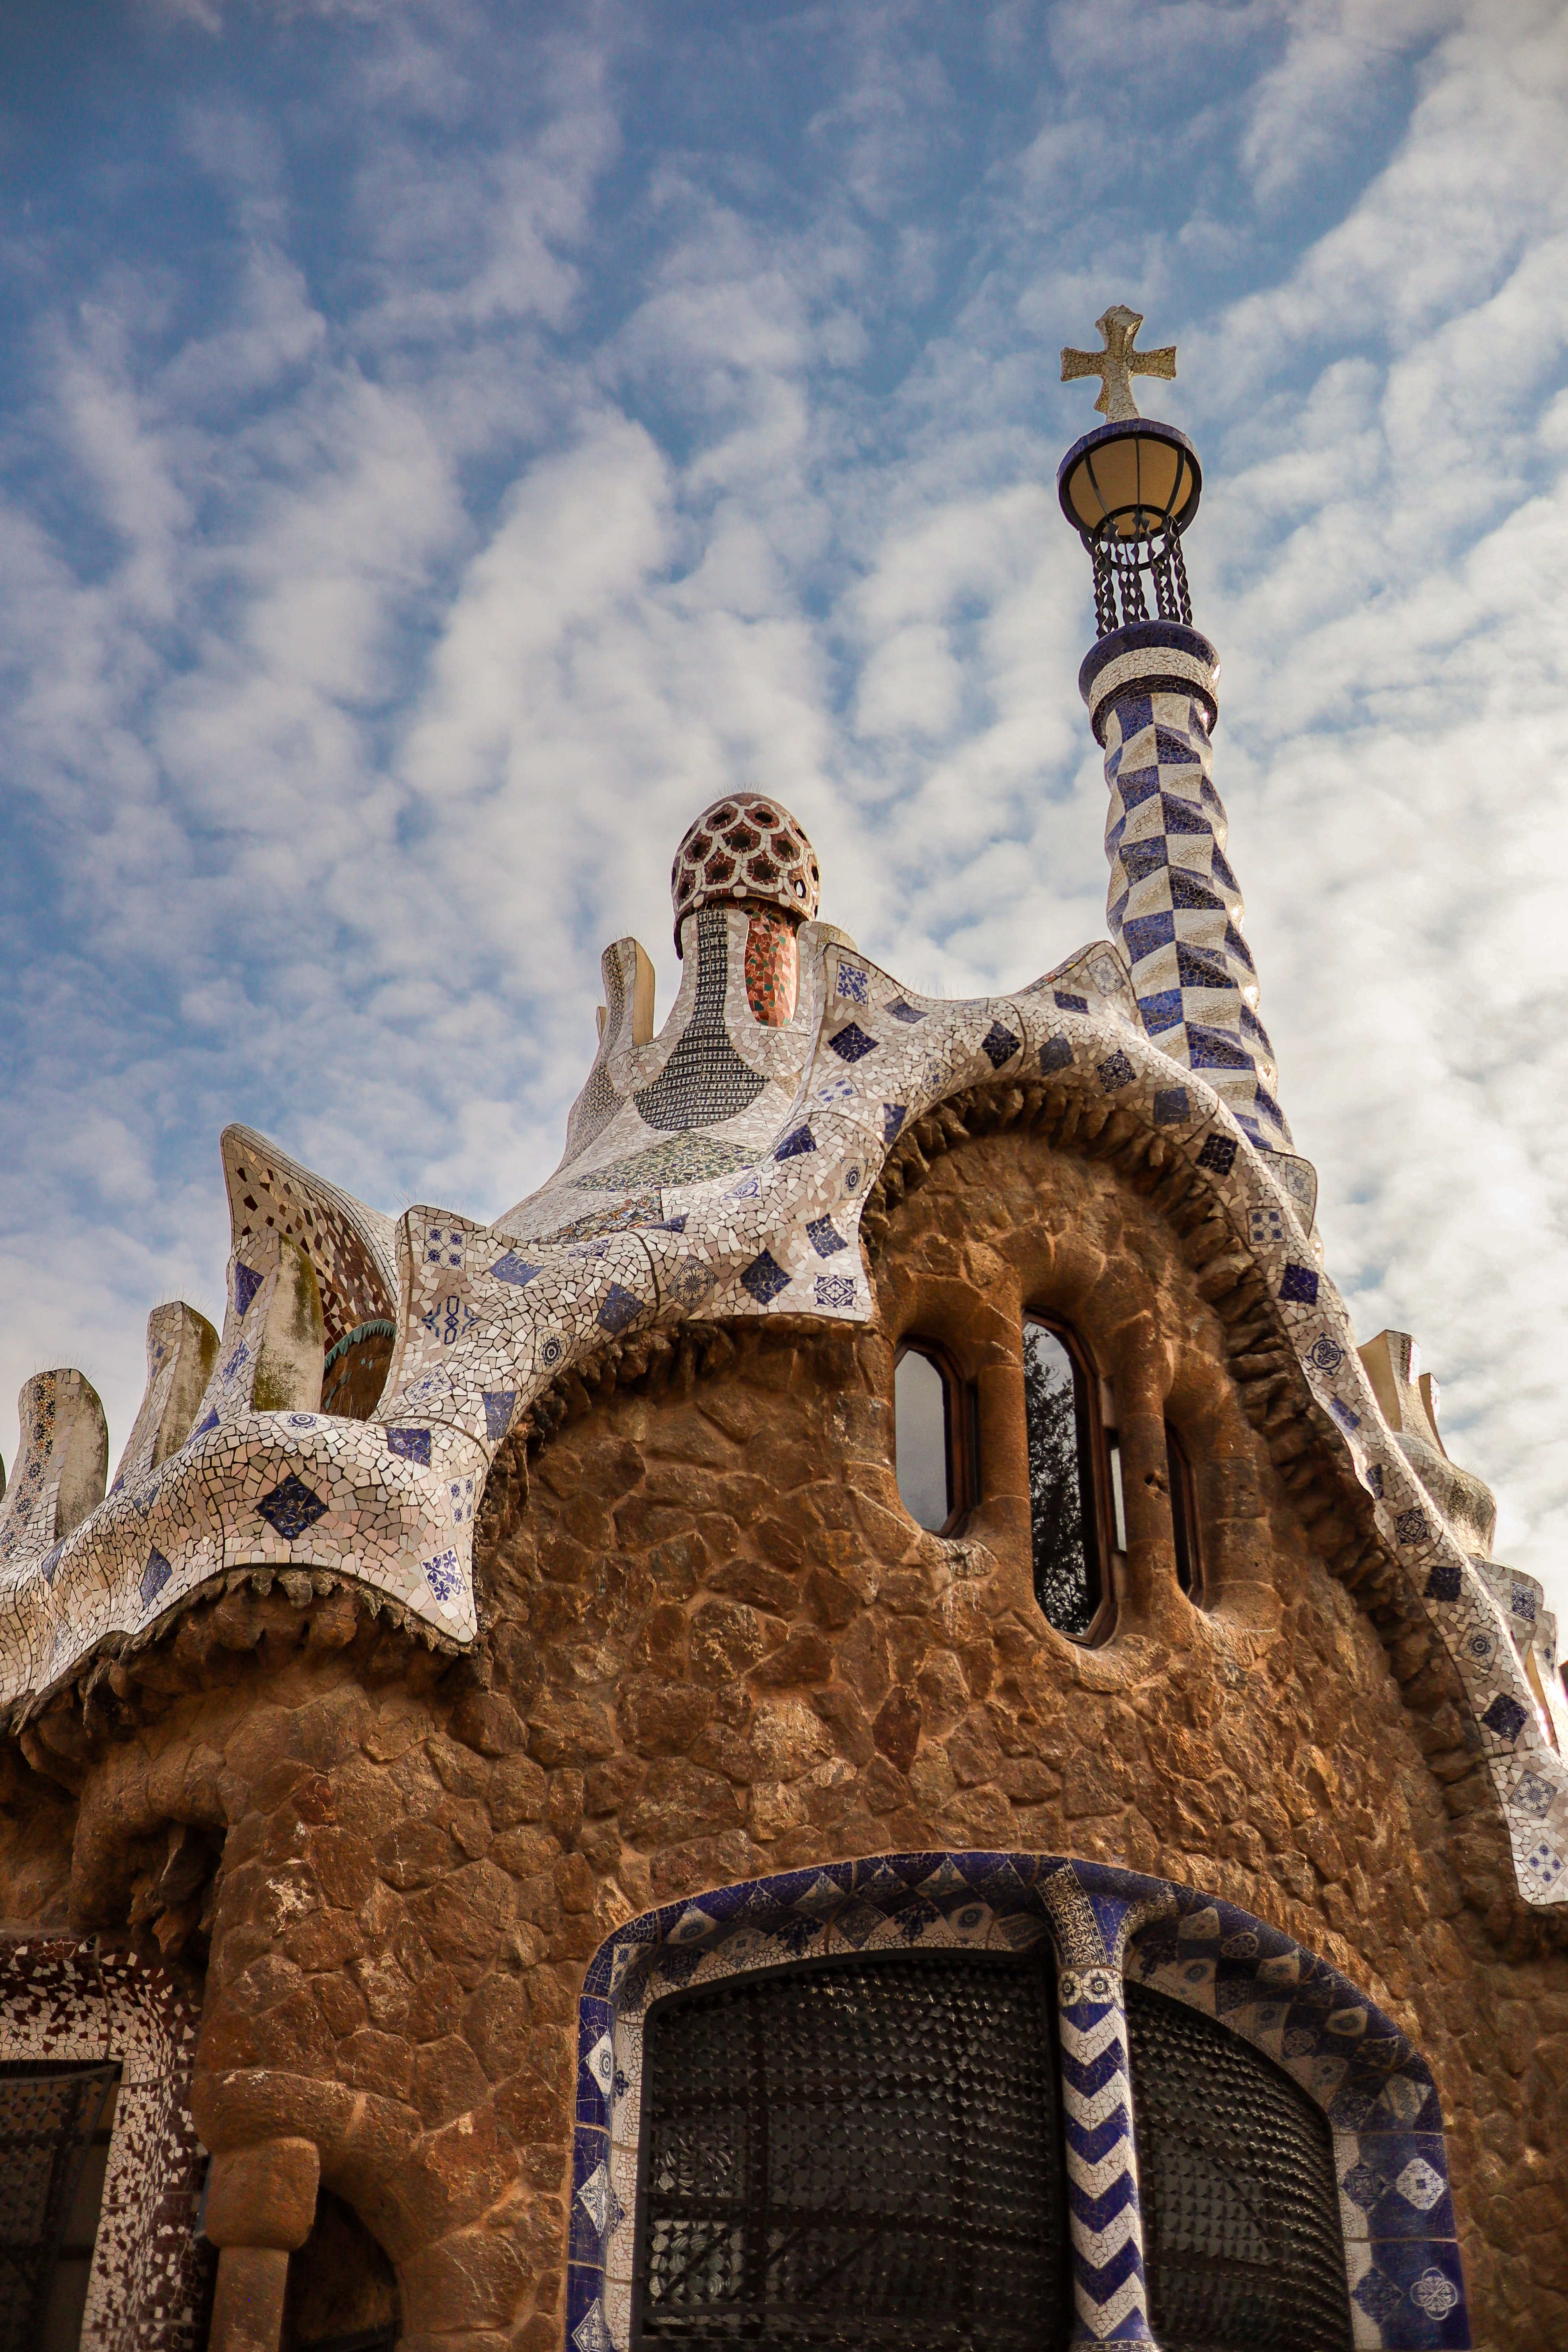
[1060,306,1294,1162]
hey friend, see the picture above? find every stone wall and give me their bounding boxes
[1,1124,1564,2349]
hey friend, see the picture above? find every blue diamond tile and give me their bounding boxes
[234,1263,263,1318]
[258,1474,327,1542]
[739,1250,790,1304]
[827,1021,877,1063]
[387,1427,431,1465]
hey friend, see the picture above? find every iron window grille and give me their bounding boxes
[1126,1980,1354,2351]
[0,2059,119,2352]
[634,1950,1073,2352]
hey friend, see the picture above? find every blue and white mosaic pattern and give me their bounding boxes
[569,1854,1470,2352]
[1086,621,1294,1161]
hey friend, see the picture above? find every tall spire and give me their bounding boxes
[1059,308,1292,1156]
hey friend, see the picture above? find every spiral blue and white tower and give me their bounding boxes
[1060,309,1292,1154]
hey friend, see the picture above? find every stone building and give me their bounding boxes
[2,314,1566,2352]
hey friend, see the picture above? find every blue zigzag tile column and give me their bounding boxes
[1082,625,1292,1151]
[1040,1865,1168,2345]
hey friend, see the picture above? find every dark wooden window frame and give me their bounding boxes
[1023,1312,1122,1647]
[1164,1420,1204,1603]
[893,1337,979,1538]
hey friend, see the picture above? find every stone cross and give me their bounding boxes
[1061,305,1176,423]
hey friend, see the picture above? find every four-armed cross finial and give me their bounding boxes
[1061,305,1176,423]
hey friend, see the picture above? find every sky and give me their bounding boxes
[2,0,1567,1602]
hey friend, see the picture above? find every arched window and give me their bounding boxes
[1165,1421,1202,1601]
[1022,1318,1122,1641]
[894,1343,973,1535]
[1125,1982,1354,2351]
[635,1951,1072,2352]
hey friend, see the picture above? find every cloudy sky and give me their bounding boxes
[3,0,1567,1600]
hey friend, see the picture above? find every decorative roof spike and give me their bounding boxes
[1061,304,1176,423]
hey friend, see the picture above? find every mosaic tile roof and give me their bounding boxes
[2,691,1564,1917]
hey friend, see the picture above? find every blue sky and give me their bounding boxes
[4,0,1568,1600]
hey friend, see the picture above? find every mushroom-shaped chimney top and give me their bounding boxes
[670,793,820,955]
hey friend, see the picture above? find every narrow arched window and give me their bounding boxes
[1125,1982,1354,2351]
[1165,1421,1202,1601]
[1023,1318,1120,1640]
[894,1343,972,1534]
[636,1951,1073,2351]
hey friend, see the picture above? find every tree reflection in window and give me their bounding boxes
[1024,1321,1106,1639]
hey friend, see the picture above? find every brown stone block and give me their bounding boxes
[612,1497,692,1549]
[301,1827,377,1910]
[583,1754,643,1816]
[648,1829,757,1903]
[379,2101,516,2255]
[526,1697,616,1767]
[313,1969,367,2040]
[810,1687,875,1765]
[691,1600,770,1683]
[618,1676,713,1758]
[482,1753,546,1831]
[453,1693,527,1756]
[417,1861,521,1983]
[406,1964,467,2042]
[947,1709,1006,1787]
[622,1759,740,1846]
[412,2033,494,2128]
[872,1688,921,1775]
[744,1699,832,1780]
[401,2226,531,2332]
[376,1820,455,1892]
[205,2126,322,2248]
[708,1558,800,1615]
[193,2065,354,2160]
[492,1826,564,1878]
[544,1770,584,1843]
[750,1630,833,1689]
[463,1975,533,2082]
[209,2245,290,2352]
[336,2024,415,2096]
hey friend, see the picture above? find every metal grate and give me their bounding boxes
[636,1951,1070,2352]
[0,2060,119,2352]
[1125,1982,1354,2351]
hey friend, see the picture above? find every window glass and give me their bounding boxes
[1125,1982,1353,2351]
[1023,1322,1103,1638]
[637,1952,1071,2352]
[894,1347,953,1532]
[1165,1423,1200,1600]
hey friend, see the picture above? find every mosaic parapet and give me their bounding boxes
[3,921,1565,1910]
[0,1369,108,1583]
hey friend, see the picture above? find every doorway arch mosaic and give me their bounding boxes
[569,1853,1468,2352]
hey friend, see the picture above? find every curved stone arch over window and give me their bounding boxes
[893,1338,975,1536]
[1127,1895,1468,2345]
[0,1935,211,2350]
[570,1857,1469,2352]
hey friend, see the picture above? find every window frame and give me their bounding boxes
[1164,1420,1203,1604]
[1022,1311,1121,1647]
[892,1337,978,1539]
